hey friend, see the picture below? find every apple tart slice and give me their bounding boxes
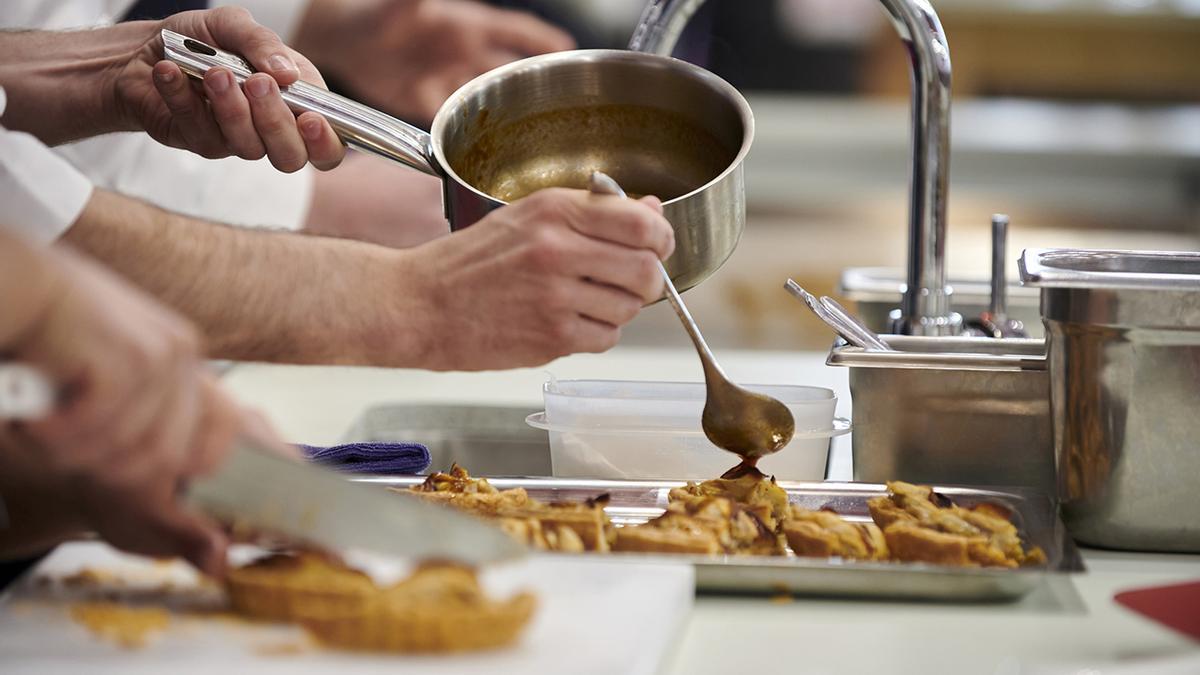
[868,481,1047,568]
[783,507,889,561]
[405,463,529,515]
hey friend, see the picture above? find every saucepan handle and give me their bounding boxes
[161,29,439,176]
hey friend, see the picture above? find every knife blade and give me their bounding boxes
[0,363,525,566]
[187,439,527,566]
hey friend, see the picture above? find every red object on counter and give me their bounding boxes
[1114,580,1200,641]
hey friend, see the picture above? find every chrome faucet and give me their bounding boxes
[631,0,960,336]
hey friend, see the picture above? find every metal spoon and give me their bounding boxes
[588,171,795,461]
[784,279,893,351]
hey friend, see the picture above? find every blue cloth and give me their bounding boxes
[298,442,431,475]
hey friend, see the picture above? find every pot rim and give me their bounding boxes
[428,49,755,208]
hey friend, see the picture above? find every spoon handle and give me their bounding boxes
[587,172,726,380]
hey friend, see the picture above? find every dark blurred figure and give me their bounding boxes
[493,0,867,93]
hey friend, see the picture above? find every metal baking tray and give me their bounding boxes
[356,476,1084,602]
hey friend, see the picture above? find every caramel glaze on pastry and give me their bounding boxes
[406,463,530,515]
[299,563,536,653]
[615,495,785,556]
[783,507,889,560]
[668,465,790,523]
[868,481,1047,568]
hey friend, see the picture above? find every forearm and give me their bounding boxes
[61,189,436,366]
[0,23,151,145]
[0,233,65,348]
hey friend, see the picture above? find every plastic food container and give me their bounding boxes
[525,379,848,480]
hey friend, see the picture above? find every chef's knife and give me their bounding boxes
[0,364,526,566]
[189,438,527,565]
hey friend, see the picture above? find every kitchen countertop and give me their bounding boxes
[220,347,1200,674]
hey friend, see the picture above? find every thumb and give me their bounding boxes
[637,195,664,215]
[192,7,302,85]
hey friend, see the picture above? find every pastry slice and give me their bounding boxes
[299,563,536,653]
[783,507,888,560]
[615,495,784,556]
[225,552,377,622]
[613,521,722,555]
[868,481,1046,568]
[669,466,789,522]
[405,463,529,515]
[499,495,613,552]
[497,517,586,553]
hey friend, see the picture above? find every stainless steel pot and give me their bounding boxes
[1020,248,1200,552]
[827,336,1054,496]
[163,31,753,293]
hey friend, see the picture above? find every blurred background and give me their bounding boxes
[499,0,1200,351]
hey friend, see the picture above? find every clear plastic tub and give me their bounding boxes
[525,379,848,480]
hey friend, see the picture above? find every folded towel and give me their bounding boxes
[299,442,431,475]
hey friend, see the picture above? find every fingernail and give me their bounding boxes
[154,68,176,85]
[206,69,230,94]
[245,75,271,99]
[267,54,299,75]
[299,117,322,141]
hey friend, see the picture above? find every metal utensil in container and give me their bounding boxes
[1020,248,1200,552]
[163,31,753,293]
[783,279,892,351]
[827,336,1054,496]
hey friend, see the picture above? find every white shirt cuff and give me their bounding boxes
[214,0,309,42]
[0,89,93,244]
[55,132,313,233]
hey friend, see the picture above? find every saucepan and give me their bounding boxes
[163,30,753,293]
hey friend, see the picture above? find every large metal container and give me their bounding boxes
[1020,248,1200,552]
[827,336,1054,495]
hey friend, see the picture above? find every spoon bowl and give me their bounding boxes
[701,381,796,460]
[588,171,795,461]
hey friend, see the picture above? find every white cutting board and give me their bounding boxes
[0,542,693,674]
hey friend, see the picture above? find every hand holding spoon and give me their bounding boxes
[587,171,795,463]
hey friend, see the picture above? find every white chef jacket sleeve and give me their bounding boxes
[55,133,314,231]
[213,0,309,42]
[0,88,94,244]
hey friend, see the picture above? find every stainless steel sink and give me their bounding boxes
[341,403,551,476]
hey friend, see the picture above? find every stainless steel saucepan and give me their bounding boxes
[163,30,753,293]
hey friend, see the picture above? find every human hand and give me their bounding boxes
[294,0,574,124]
[2,244,285,576]
[392,188,674,370]
[116,7,345,172]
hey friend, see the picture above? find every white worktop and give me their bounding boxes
[221,347,1200,674]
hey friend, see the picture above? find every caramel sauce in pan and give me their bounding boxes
[451,104,736,202]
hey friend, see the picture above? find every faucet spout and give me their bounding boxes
[631,0,959,335]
